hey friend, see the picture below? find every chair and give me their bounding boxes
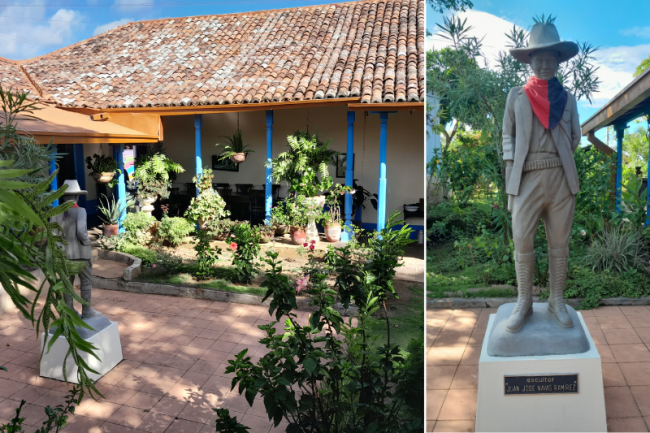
[235,184,253,195]
[186,183,196,196]
[250,189,266,225]
[214,183,230,189]
[230,195,250,221]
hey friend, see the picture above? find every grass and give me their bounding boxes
[366,285,424,355]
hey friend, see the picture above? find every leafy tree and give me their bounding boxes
[634,54,650,78]
[428,0,473,13]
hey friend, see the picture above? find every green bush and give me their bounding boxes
[158,217,194,247]
[230,223,261,284]
[565,265,650,309]
[583,227,648,273]
[121,212,156,233]
[427,200,493,244]
[122,244,157,265]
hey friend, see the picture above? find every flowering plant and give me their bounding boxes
[269,201,291,226]
[230,223,261,284]
[322,184,354,226]
[284,194,310,230]
[185,168,229,224]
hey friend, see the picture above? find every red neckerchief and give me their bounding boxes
[523,76,567,129]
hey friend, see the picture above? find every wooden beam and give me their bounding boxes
[348,102,424,111]
[586,132,614,155]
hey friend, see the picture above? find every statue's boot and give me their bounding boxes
[505,252,535,333]
[547,248,573,329]
[63,293,79,316]
[80,285,103,319]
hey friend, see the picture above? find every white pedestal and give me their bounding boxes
[475,312,607,432]
[40,321,123,383]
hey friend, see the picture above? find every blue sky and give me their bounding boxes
[0,0,331,59]
[428,0,650,144]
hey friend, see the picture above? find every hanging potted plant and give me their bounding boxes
[127,151,184,216]
[322,184,354,242]
[184,167,230,229]
[267,130,338,242]
[97,193,125,237]
[216,130,254,163]
[86,153,121,186]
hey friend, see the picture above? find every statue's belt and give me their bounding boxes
[523,157,563,173]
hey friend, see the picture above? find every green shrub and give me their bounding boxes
[584,226,648,273]
[427,200,493,244]
[565,265,650,309]
[121,212,156,233]
[230,223,261,284]
[158,217,194,247]
[122,244,157,265]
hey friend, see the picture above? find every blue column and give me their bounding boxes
[615,124,625,213]
[73,144,86,209]
[377,112,389,231]
[265,110,274,223]
[48,158,59,207]
[112,144,126,231]
[646,116,650,225]
[194,114,203,197]
[341,111,355,241]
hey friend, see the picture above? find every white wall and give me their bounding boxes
[162,106,424,224]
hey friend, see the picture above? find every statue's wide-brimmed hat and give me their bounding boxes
[62,179,87,195]
[510,22,579,64]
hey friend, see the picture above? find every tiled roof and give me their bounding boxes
[0,57,40,98]
[18,0,423,109]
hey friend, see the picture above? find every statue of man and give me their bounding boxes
[502,22,582,332]
[53,180,103,319]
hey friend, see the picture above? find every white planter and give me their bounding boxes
[304,195,326,242]
[140,196,157,216]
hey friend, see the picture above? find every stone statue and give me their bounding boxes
[52,180,103,319]
[502,22,581,332]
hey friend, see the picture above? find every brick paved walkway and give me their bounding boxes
[0,288,309,432]
[427,306,650,432]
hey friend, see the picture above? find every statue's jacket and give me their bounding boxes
[51,206,92,260]
[502,86,582,196]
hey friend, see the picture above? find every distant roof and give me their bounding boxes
[12,0,423,110]
[0,57,40,97]
[581,65,650,134]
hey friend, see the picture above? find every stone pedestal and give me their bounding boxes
[475,303,607,432]
[40,319,123,384]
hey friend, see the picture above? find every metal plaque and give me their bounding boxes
[504,374,578,395]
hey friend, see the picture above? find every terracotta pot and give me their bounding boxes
[275,225,290,236]
[92,172,115,183]
[291,229,307,245]
[140,196,157,216]
[103,224,119,238]
[324,223,342,242]
[230,153,247,163]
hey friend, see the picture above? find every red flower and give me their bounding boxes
[309,244,315,251]
[303,242,308,247]
[230,242,238,251]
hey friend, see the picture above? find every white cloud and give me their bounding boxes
[93,18,133,36]
[0,3,83,59]
[621,27,650,38]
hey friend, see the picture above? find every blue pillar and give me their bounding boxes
[615,124,625,213]
[341,111,355,241]
[73,144,86,209]
[112,144,126,231]
[646,115,650,225]
[377,112,389,231]
[265,110,274,223]
[48,158,59,207]
[194,114,203,197]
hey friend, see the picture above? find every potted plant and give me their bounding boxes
[97,193,125,237]
[216,130,254,163]
[322,184,354,242]
[286,195,309,245]
[270,201,291,235]
[258,223,276,243]
[268,130,338,241]
[86,154,120,186]
[204,218,235,241]
[185,167,230,229]
[128,152,184,216]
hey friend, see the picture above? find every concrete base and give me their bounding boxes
[475,312,607,432]
[40,321,123,383]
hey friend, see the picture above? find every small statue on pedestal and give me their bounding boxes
[53,180,103,319]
